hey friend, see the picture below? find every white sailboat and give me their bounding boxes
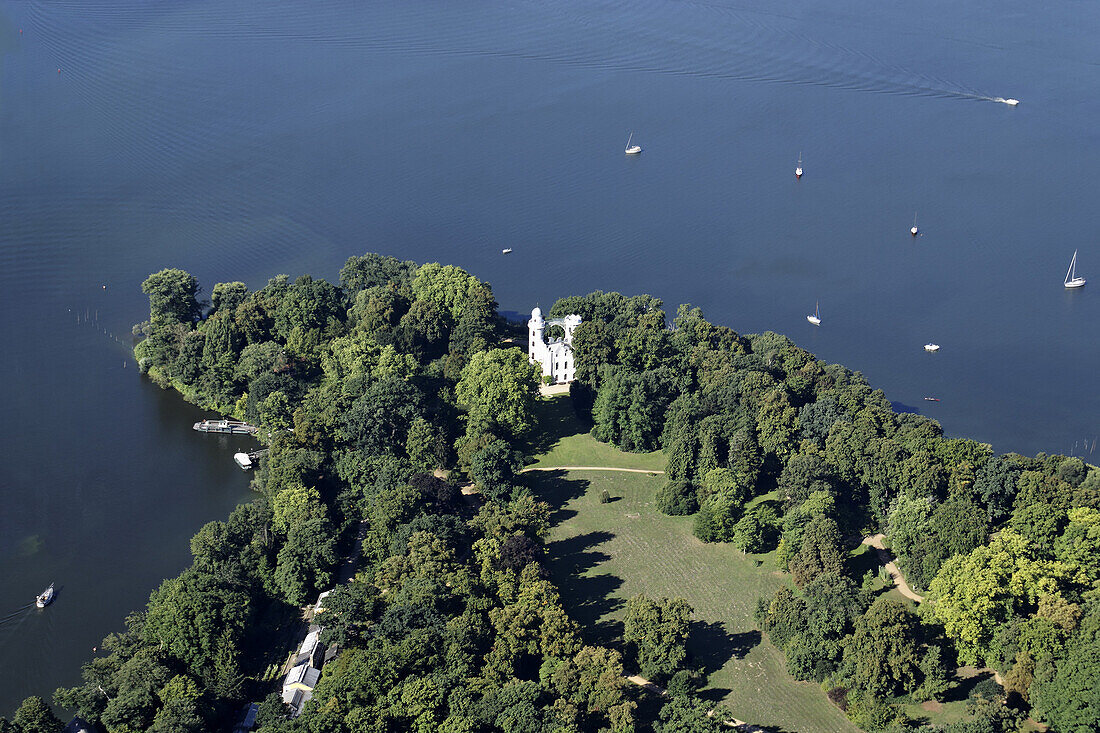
[625,132,641,155]
[795,152,803,179]
[910,213,919,237]
[806,301,820,325]
[1064,249,1086,288]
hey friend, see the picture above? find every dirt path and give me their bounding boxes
[520,466,665,474]
[862,534,925,603]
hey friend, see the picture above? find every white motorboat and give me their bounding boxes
[910,213,919,237]
[501,248,513,254]
[624,132,641,155]
[795,151,803,179]
[1064,249,1086,288]
[36,583,55,608]
[924,343,940,353]
[806,301,820,326]
[1003,98,1019,106]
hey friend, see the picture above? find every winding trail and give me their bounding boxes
[520,466,665,474]
[862,534,924,603]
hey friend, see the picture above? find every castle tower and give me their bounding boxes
[528,306,544,361]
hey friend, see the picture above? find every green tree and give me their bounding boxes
[455,349,540,438]
[623,594,693,682]
[12,697,62,733]
[469,440,523,503]
[840,598,924,699]
[142,268,201,325]
[653,694,728,733]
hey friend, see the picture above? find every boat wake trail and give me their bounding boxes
[0,604,35,627]
[26,0,1011,107]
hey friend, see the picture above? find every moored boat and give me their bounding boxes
[624,132,641,155]
[924,343,940,352]
[193,419,258,434]
[36,583,55,608]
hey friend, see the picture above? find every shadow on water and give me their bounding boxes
[890,401,921,415]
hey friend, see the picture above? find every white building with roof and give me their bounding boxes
[528,307,581,384]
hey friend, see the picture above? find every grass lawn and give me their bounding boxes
[526,469,861,733]
[523,394,666,471]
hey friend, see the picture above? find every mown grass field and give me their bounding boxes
[523,394,666,471]
[525,469,861,733]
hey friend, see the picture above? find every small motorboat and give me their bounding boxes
[923,397,941,402]
[36,583,55,608]
[624,132,642,155]
[1003,98,1019,106]
[501,248,513,255]
[924,343,940,353]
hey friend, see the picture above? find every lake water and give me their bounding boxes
[1,0,1098,716]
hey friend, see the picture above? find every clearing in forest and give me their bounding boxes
[523,394,666,472]
[525,469,861,733]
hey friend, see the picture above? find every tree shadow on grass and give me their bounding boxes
[525,470,591,524]
[690,621,761,675]
[940,667,996,704]
[688,621,761,704]
[523,394,592,457]
[544,530,626,646]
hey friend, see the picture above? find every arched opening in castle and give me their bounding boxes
[527,307,582,384]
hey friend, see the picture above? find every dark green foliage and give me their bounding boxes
[623,594,692,682]
[974,454,1027,522]
[339,253,417,295]
[840,598,924,699]
[731,502,781,553]
[469,439,523,503]
[1029,599,1100,732]
[789,514,846,587]
[592,366,677,452]
[656,479,698,516]
[142,268,202,326]
[653,694,729,733]
[12,697,62,733]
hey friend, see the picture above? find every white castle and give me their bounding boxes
[528,307,582,384]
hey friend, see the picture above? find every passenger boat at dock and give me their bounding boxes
[36,583,55,608]
[193,418,258,435]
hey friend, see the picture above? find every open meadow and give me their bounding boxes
[524,467,861,733]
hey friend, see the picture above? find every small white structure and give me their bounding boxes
[528,307,581,384]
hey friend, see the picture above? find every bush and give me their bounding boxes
[600,490,612,504]
[656,480,698,516]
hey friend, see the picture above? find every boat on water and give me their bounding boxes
[924,343,940,352]
[911,213,919,237]
[1003,98,1019,106]
[806,301,821,326]
[234,449,268,471]
[924,397,941,402]
[193,418,258,434]
[1064,249,1086,288]
[624,132,641,155]
[501,248,513,255]
[795,152,803,179]
[36,583,55,608]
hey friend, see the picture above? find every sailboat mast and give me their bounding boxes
[1066,250,1077,283]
